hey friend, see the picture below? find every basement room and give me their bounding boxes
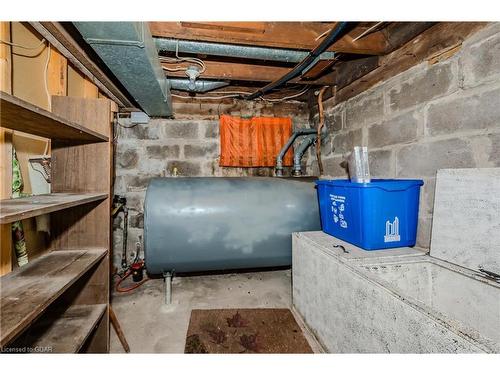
[0,1,499,373]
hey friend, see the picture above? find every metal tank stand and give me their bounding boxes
[163,271,172,305]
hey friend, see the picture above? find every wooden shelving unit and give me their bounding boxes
[0,249,107,346]
[0,193,108,224]
[0,92,108,143]
[11,304,107,353]
[0,94,114,353]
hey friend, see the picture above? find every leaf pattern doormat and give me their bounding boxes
[184,308,313,354]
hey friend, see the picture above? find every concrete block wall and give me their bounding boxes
[113,99,309,268]
[307,24,500,250]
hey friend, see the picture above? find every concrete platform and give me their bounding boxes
[110,269,320,353]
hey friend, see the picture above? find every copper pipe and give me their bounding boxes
[316,86,329,176]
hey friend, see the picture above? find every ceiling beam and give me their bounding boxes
[381,22,436,53]
[150,22,390,55]
[162,60,291,82]
[162,60,347,86]
[297,56,379,87]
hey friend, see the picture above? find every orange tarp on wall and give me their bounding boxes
[219,115,293,167]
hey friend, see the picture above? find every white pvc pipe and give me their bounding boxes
[164,272,172,305]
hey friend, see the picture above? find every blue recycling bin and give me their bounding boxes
[315,179,424,250]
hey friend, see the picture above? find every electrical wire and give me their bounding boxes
[116,114,139,128]
[44,43,51,110]
[115,269,149,293]
[1,37,51,108]
[171,86,310,102]
[351,22,385,42]
[0,38,46,50]
[261,87,310,102]
[160,40,206,74]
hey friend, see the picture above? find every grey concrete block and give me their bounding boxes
[462,29,500,87]
[332,128,363,155]
[467,133,500,167]
[203,121,220,138]
[184,143,219,158]
[388,62,457,113]
[292,233,492,353]
[486,133,500,166]
[368,149,394,178]
[117,149,139,169]
[323,156,348,178]
[146,145,180,159]
[324,103,344,132]
[426,87,500,136]
[202,160,219,176]
[368,112,419,149]
[113,175,127,194]
[307,160,319,176]
[124,192,146,212]
[396,138,475,177]
[125,174,161,191]
[318,134,333,158]
[345,89,384,129]
[431,168,500,275]
[162,122,199,139]
[112,214,122,231]
[120,124,159,140]
[166,160,201,176]
[420,178,436,215]
[129,212,144,229]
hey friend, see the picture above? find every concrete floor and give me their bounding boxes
[110,269,318,353]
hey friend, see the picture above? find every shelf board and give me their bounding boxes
[0,192,108,224]
[0,91,108,143]
[13,304,107,353]
[0,248,107,347]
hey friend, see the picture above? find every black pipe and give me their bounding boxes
[244,22,350,100]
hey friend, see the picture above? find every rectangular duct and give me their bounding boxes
[73,22,172,117]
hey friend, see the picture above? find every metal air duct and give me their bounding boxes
[74,22,172,117]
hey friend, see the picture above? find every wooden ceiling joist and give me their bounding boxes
[163,60,291,82]
[162,60,350,86]
[150,22,390,55]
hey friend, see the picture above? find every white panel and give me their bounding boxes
[431,168,500,274]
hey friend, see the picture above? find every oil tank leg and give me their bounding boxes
[163,271,172,305]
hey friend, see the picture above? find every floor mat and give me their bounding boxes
[184,308,313,354]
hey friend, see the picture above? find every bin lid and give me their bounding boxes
[430,168,500,275]
[315,179,423,191]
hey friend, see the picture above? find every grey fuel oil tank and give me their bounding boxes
[144,177,320,274]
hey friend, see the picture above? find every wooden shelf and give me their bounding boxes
[0,192,108,224]
[0,91,108,143]
[0,248,107,347]
[13,304,107,353]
